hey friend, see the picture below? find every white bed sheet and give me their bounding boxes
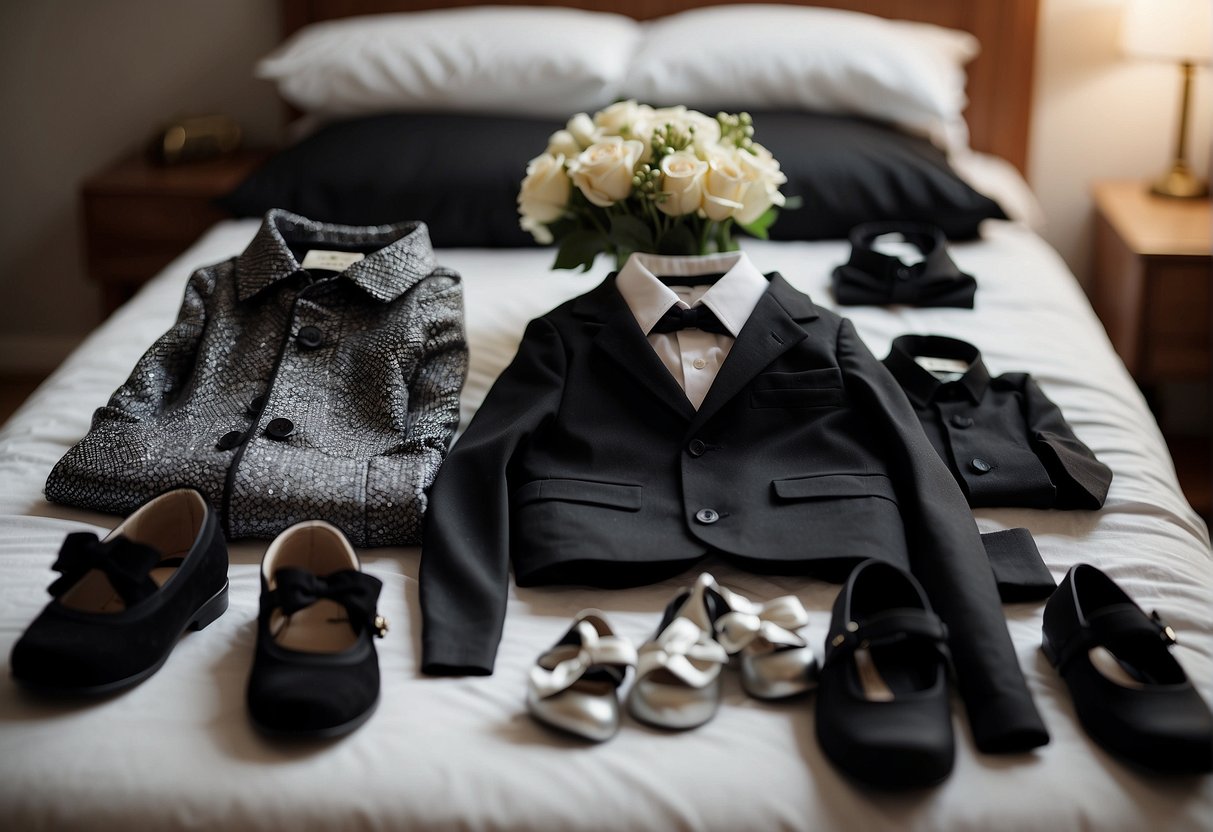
[1,218,1210,831]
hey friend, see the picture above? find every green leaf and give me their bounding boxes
[737,207,779,240]
[608,214,656,254]
[552,230,610,272]
[658,222,699,256]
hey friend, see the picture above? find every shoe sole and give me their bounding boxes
[249,694,380,740]
[12,581,229,697]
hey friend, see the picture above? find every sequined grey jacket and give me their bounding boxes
[46,210,467,547]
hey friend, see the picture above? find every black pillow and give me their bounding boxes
[219,111,1005,247]
[753,111,1006,241]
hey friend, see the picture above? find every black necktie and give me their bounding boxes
[651,304,730,335]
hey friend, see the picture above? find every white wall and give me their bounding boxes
[0,0,281,371]
[0,0,1208,372]
[1031,0,1212,288]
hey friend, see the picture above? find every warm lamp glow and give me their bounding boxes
[1121,0,1212,63]
[1120,0,1211,198]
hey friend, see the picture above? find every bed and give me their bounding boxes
[1,1,1211,829]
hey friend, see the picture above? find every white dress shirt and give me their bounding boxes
[615,251,769,410]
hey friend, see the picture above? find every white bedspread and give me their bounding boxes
[1,219,1210,831]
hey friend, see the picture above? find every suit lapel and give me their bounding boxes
[579,277,698,422]
[690,274,818,431]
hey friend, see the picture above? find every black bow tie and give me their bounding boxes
[831,221,977,309]
[651,304,730,335]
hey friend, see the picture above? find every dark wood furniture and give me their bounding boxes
[1091,180,1212,515]
[81,149,269,315]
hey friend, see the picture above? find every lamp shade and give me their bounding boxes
[1121,0,1213,63]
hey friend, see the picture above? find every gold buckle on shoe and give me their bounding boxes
[373,614,390,638]
[1151,611,1177,645]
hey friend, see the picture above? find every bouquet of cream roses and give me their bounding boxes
[517,101,792,270]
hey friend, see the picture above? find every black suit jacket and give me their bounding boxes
[420,273,1047,753]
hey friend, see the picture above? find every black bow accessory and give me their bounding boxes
[269,568,388,637]
[832,221,977,308]
[49,532,164,607]
[651,304,730,335]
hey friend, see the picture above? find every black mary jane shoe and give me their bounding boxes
[247,521,388,739]
[10,488,229,695]
[1042,564,1213,774]
[815,559,954,790]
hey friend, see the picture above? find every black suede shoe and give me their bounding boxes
[247,521,388,738]
[815,559,954,790]
[1043,563,1213,774]
[10,488,229,695]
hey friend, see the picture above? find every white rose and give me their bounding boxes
[567,137,645,207]
[566,112,598,148]
[546,129,581,159]
[593,100,652,138]
[517,153,570,243]
[734,146,788,225]
[702,148,749,222]
[657,151,708,217]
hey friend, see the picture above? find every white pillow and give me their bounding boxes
[623,5,979,151]
[257,7,642,118]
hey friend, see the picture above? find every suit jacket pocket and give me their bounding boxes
[772,472,897,504]
[513,478,642,511]
[750,368,844,408]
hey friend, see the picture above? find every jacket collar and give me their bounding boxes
[235,209,438,303]
[883,334,990,406]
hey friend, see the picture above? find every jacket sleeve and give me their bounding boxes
[419,315,567,675]
[837,319,1049,754]
[1021,375,1112,509]
[45,270,211,506]
[364,274,469,546]
[95,270,212,423]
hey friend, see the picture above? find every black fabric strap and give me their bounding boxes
[832,221,977,308]
[825,607,949,663]
[49,532,163,607]
[267,568,384,636]
[1050,603,1175,672]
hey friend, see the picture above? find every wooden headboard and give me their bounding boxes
[280,0,1039,174]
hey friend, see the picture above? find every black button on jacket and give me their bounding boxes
[46,210,468,546]
[420,272,1047,755]
[883,334,1112,509]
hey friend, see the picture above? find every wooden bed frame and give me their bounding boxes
[278,0,1039,175]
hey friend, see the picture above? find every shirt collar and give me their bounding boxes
[615,251,769,337]
[883,334,990,406]
[235,209,438,303]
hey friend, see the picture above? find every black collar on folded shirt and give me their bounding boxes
[883,334,991,406]
[832,221,977,308]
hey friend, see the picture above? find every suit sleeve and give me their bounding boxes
[1021,376,1112,509]
[364,275,468,546]
[419,316,567,675]
[837,319,1049,753]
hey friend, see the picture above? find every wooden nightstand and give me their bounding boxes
[1091,180,1211,514]
[81,149,270,315]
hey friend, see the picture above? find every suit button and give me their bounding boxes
[695,508,720,524]
[216,430,242,451]
[296,325,324,349]
[970,457,993,473]
[688,439,707,457]
[266,417,295,440]
[950,415,974,429]
[247,393,267,415]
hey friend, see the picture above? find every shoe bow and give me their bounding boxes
[50,532,162,607]
[530,620,637,699]
[637,616,729,689]
[270,568,387,638]
[712,588,810,654]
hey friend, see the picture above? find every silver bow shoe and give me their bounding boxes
[627,574,730,730]
[709,579,818,700]
[527,610,637,742]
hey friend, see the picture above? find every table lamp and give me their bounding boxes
[1121,0,1212,198]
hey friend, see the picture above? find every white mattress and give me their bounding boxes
[1,218,1210,831]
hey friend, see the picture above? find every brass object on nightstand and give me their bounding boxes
[148,115,242,165]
